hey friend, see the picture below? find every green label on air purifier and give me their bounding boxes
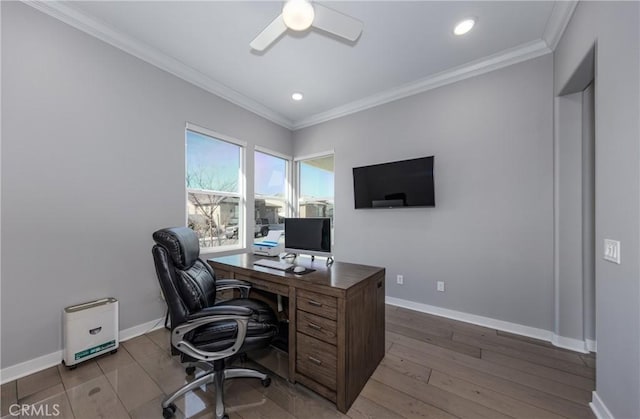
[74,340,116,360]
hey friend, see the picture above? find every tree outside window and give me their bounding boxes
[186,129,242,250]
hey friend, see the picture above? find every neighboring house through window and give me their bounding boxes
[296,153,334,223]
[254,149,290,243]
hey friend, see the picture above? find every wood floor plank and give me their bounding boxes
[581,355,596,369]
[389,306,498,338]
[385,321,481,358]
[481,350,595,391]
[384,349,592,419]
[385,311,453,337]
[455,328,587,365]
[360,379,456,419]
[346,396,404,419]
[373,362,510,419]
[388,335,592,405]
[496,330,557,348]
[453,332,595,378]
[428,370,566,419]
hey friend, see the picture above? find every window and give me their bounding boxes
[254,150,290,243]
[186,127,243,251]
[297,154,334,223]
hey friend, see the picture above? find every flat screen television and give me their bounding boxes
[353,156,435,209]
[284,217,332,257]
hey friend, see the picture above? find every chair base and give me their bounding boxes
[161,362,271,419]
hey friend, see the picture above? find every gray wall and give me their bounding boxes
[0,2,292,368]
[555,2,640,417]
[294,55,555,331]
[556,92,585,341]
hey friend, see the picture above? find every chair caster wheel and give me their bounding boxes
[261,377,271,387]
[185,366,196,375]
[162,403,176,418]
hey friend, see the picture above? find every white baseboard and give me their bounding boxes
[551,334,589,353]
[0,317,164,385]
[590,391,614,419]
[386,297,589,353]
[586,339,597,353]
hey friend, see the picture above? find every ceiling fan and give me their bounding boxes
[250,0,363,52]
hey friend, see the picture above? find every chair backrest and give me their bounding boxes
[152,227,218,328]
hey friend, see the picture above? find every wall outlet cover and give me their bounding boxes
[603,239,621,264]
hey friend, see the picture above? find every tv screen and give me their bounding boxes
[284,218,331,256]
[353,156,435,209]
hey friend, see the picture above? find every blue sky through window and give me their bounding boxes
[255,151,286,196]
[186,130,240,193]
[300,161,334,199]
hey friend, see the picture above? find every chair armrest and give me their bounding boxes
[216,279,251,298]
[172,307,252,361]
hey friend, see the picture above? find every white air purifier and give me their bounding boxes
[63,298,119,367]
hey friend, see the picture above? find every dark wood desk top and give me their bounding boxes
[208,253,384,292]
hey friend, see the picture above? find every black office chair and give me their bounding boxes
[152,227,278,419]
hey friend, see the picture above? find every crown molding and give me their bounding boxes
[542,0,579,51]
[292,39,551,130]
[23,1,562,133]
[23,1,295,130]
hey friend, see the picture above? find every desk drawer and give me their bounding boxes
[235,274,288,296]
[296,333,337,390]
[297,310,337,345]
[297,289,337,320]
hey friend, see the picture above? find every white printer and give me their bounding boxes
[252,231,284,257]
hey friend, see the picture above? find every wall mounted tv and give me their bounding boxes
[284,217,332,257]
[353,156,435,209]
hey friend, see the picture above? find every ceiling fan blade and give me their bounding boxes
[250,14,287,51]
[311,4,363,42]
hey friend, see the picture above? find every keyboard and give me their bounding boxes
[254,258,295,272]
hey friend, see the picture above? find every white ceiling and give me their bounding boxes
[36,1,575,129]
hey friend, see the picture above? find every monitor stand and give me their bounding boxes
[281,253,334,266]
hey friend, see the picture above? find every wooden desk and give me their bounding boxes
[208,253,386,413]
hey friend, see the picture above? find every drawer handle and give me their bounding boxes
[308,322,323,331]
[308,300,322,307]
[308,356,322,365]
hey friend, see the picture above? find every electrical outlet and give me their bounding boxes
[396,275,404,285]
[603,239,621,264]
[437,281,445,292]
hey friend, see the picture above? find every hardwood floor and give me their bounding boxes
[1,305,595,418]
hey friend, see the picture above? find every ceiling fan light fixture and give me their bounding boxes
[282,0,315,31]
[454,18,476,36]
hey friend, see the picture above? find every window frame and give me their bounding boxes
[185,122,246,253]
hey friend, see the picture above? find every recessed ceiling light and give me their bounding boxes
[292,92,304,101]
[454,18,476,36]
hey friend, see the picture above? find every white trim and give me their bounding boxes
[553,96,561,338]
[386,297,589,353]
[23,1,294,130]
[0,317,164,385]
[293,150,335,162]
[586,339,597,353]
[542,1,579,51]
[590,391,615,419]
[551,334,589,353]
[292,40,551,130]
[255,145,293,162]
[186,122,247,147]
